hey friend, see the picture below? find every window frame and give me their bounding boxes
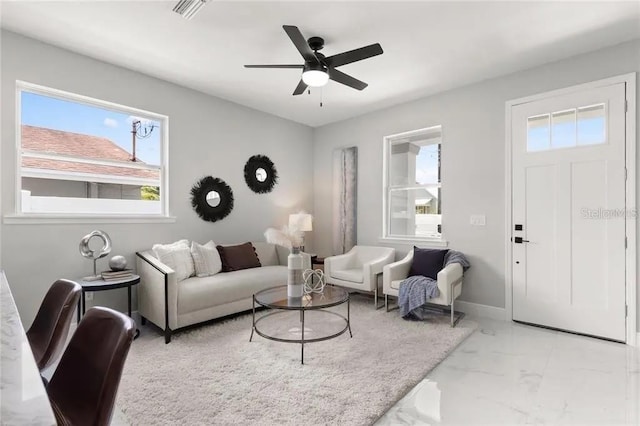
[381,126,447,246]
[8,81,172,224]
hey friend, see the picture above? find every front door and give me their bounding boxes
[511,82,627,341]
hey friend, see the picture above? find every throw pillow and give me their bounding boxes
[409,247,449,280]
[152,239,195,282]
[191,241,222,277]
[216,242,261,272]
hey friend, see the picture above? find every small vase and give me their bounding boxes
[287,246,304,298]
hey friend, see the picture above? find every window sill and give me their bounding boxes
[378,237,449,248]
[3,214,176,225]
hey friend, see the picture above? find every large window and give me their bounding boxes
[383,126,443,241]
[16,81,168,218]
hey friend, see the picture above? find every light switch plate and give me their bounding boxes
[470,215,486,226]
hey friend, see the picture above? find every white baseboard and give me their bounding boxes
[455,300,507,321]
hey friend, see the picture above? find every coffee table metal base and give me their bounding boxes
[249,295,352,364]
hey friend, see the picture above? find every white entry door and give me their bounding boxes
[512,82,627,341]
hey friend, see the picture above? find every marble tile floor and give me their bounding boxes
[376,317,640,425]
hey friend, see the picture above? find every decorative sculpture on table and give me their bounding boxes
[303,269,325,295]
[79,230,112,281]
[108,255,127,271]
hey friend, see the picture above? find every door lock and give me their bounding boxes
[514,237,530,244]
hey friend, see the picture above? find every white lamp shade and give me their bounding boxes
[289,213,313,232]
[302,70,329,87]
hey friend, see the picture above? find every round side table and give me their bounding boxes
[75,274,140,339]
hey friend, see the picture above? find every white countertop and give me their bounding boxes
[0,270,56,425]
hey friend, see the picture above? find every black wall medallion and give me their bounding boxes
[244,155,278,194]
[190,176,234,222]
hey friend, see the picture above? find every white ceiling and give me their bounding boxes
[1,1,639,127]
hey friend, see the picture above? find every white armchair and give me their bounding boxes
[324,246,396,308]
[383,250,464,326]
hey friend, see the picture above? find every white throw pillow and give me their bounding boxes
[152,239,195,282]
[191,240,222,277]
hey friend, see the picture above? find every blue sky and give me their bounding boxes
[416,143,439,185]
[21,92,161,166]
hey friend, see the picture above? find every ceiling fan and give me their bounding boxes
[244,25,383,96]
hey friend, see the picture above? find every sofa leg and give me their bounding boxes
[141,316,147,326]
[385,295,388,312]
[164,328,172,344]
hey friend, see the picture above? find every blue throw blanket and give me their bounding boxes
[398,250,470,320]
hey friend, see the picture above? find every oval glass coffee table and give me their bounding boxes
[250,285,352,364]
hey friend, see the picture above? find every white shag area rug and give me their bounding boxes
[117,294,476,425]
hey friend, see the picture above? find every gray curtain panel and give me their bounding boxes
[332,147,357,254]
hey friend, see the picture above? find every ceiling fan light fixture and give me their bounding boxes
[173,0,208,20]
[302,63,329,87]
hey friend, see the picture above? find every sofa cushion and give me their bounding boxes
[191,241,222,277]
[252,242,279,266]
[331,268,364,283]
[216,242,261,272]
[409,247,448,280]
[178,266,287,314]
[152,239,195,282]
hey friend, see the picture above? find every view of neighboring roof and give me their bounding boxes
[21,125,159,181]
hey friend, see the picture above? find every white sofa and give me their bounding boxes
[382,250,464,326]
[136,242,310,343]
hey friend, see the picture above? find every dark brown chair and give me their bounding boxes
[47,307,135,426]
[26,279,82,371]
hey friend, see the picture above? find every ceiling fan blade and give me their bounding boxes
[283,25,319,65]
[329,69,368,91]
[292,79,308,96]
[244,65,304,69]
[325,43,383,68]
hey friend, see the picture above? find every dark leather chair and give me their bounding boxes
[26,279,82,371]
[47,307,135,426]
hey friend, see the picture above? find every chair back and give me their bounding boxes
[47,307,135,426]
[26,279,82,371]
[354,246,396,264]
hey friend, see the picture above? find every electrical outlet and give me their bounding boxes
[85,291,94,301]
[470,215,486,226]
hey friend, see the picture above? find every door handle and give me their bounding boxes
[514,237,530,244]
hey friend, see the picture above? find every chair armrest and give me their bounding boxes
[383,252,412,292]
[363,250,395,289]
[136,251,178,331]
[437,263,463,304]
[324,251,356,277]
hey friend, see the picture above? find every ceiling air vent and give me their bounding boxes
[173,0,208,20]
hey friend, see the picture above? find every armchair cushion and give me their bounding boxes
[331,268,364,283]
[409,247,449,280]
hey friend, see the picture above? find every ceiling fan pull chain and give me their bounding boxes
[320,87,323,107]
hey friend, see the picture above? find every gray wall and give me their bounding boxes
[313,39,640,329]
[1,31,314,327]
